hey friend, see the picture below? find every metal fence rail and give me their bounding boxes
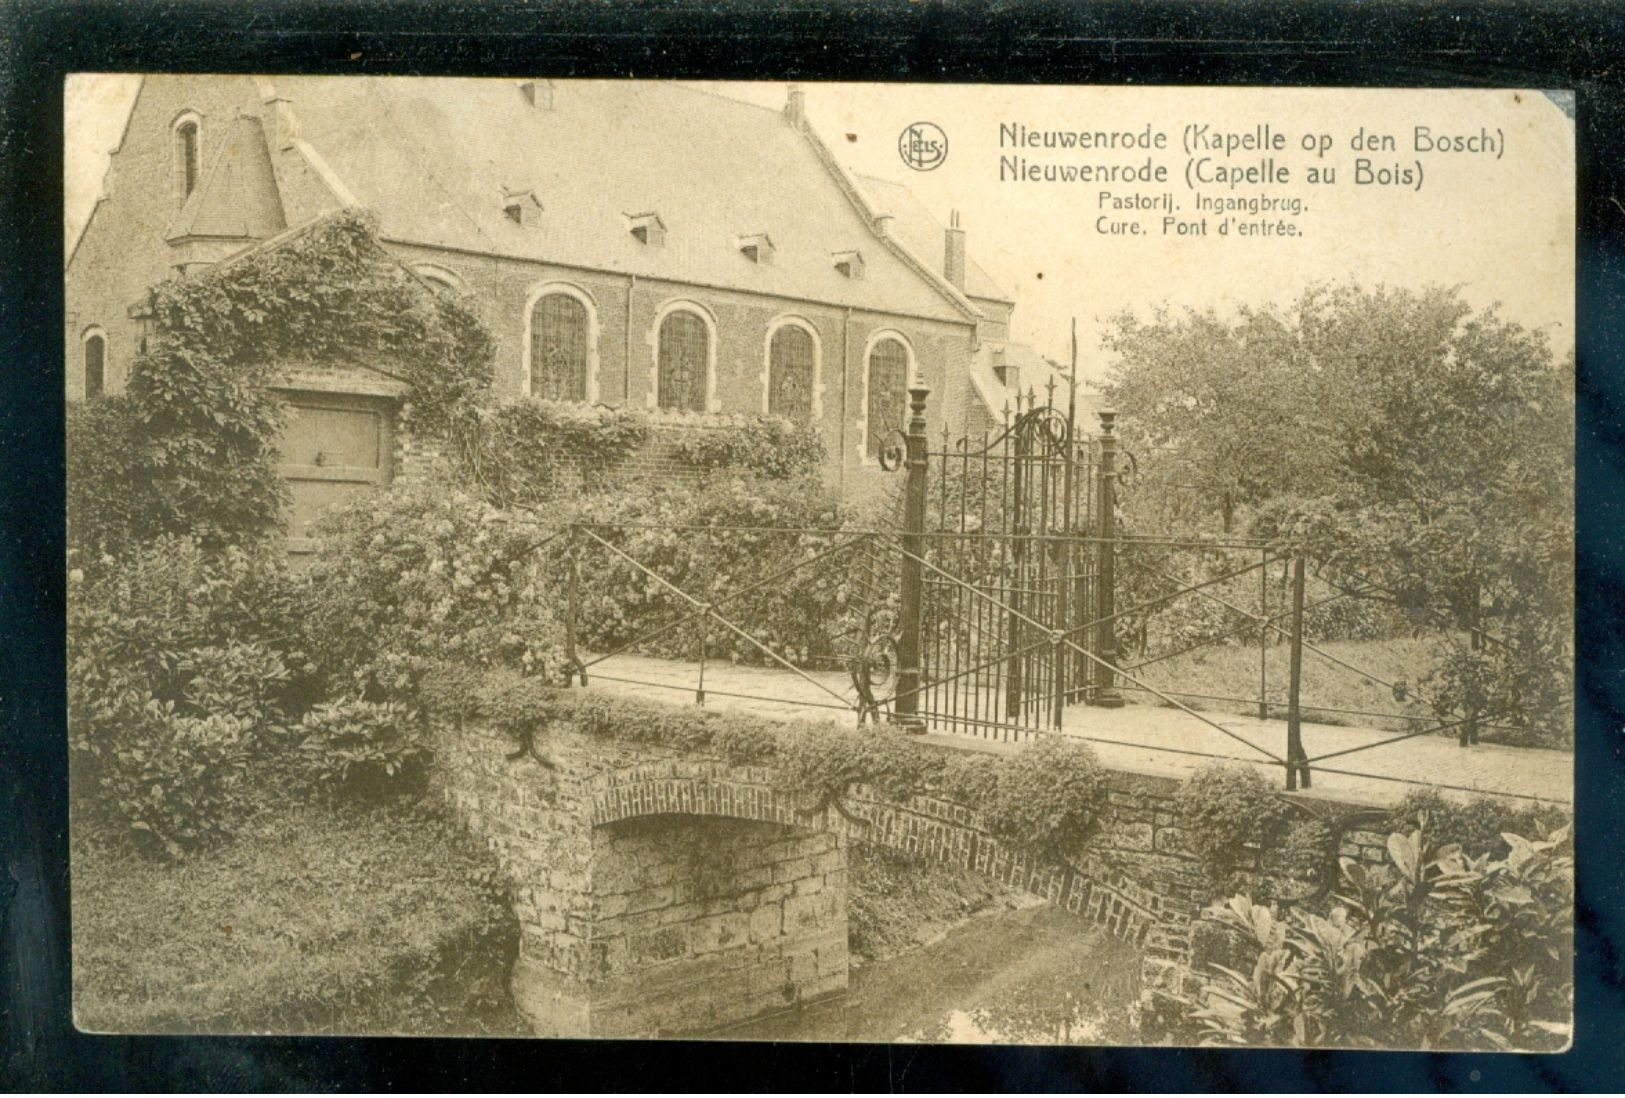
[497,378,1568,803]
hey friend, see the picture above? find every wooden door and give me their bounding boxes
[278,393,394,554]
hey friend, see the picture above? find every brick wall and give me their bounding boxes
[388,243,980,490]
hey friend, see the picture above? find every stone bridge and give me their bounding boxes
[431,710,1218,1037]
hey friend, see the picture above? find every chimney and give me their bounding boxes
[263,94,300,151]
[944,210,967,291]
[784,84,806,126]
[520,80,555,109]
[873,213,893,238]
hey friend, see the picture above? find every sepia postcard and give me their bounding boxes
[64,75,1574,1050]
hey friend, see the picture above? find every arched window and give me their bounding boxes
[657,309,710,412]
[865,337,910,460]
[412,264,465,295]
[768,323,816,421]
[173,114,202,201]
[82,331,106,399]
[529,292,590,401]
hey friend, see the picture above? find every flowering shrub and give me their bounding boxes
[1175,763,1291,885]
[670,415,825,480]
[301,485,566,702]
[549,475,857,667]
[459,399,650,507]
[1172,820,1573,1051]
[941,737,1109,857]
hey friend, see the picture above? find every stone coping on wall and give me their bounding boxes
[914,730,1400,814]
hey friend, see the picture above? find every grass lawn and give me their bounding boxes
[72,797,527,1036]
[1127,634,1556,746]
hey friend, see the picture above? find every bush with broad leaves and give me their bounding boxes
[1168,819,1572,1051]
[298,698,428,800]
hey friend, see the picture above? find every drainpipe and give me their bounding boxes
[624,274,636,406]
[840,307,852,495]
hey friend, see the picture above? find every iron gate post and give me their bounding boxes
[1091,410,1125,708]
[1258,547,1269,719]
[565,524,583,686]
[1285,552,1311,789]
[893,382,930,734]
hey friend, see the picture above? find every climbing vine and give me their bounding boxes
[117,209,494,548]
[670,415,826,480]
[458,399,651,507]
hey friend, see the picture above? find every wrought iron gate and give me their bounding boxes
[888,383,1127,741]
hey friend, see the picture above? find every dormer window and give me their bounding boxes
[833,249,865,280]
[172,111,203,202]
[737,233,774,265]
[627,212,666,246]
[502,187,541,226]
[519,80,554,109]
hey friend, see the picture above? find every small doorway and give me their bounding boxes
[278,392,395,555]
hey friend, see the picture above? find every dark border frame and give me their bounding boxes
[5,1,1623,1090]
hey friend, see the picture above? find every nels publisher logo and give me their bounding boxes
[899,122,948,171]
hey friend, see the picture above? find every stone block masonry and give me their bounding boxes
[585,817,846,1036]
[429,703,1383,1038]
[430,722,850,1036]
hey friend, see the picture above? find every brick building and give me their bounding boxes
[67,76,1044,523]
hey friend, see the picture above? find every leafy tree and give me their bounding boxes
[1103,302,1333,531]
[1103,284,1572,744]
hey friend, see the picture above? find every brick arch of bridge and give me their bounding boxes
[431,719,1201,1038]
[589,760,1175,948]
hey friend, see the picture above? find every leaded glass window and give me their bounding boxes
[530,293,589,402]
[658,310,709,412]
[84,334,105,398]
[866,338,908,459]
[768,324,815,420]
[177,121,199,198]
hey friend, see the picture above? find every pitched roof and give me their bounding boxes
[167,114,287,241]
[969,339,1099,424]
[854,173,1011,305]
[270,77,976,324]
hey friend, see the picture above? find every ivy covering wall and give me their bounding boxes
[72,210,496,555]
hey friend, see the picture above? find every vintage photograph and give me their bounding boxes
[64,75,1574,1048]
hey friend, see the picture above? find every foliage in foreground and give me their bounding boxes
[541,473,867,668]
[302,484,567,702]
[1171,820,1572,1051]
[669,414,827,480]
[72,798,522,1036]
[66,537,308,856]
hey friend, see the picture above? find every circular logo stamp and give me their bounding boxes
[898,122,948,171]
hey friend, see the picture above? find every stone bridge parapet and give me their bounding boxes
[431,712,1218,1037]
